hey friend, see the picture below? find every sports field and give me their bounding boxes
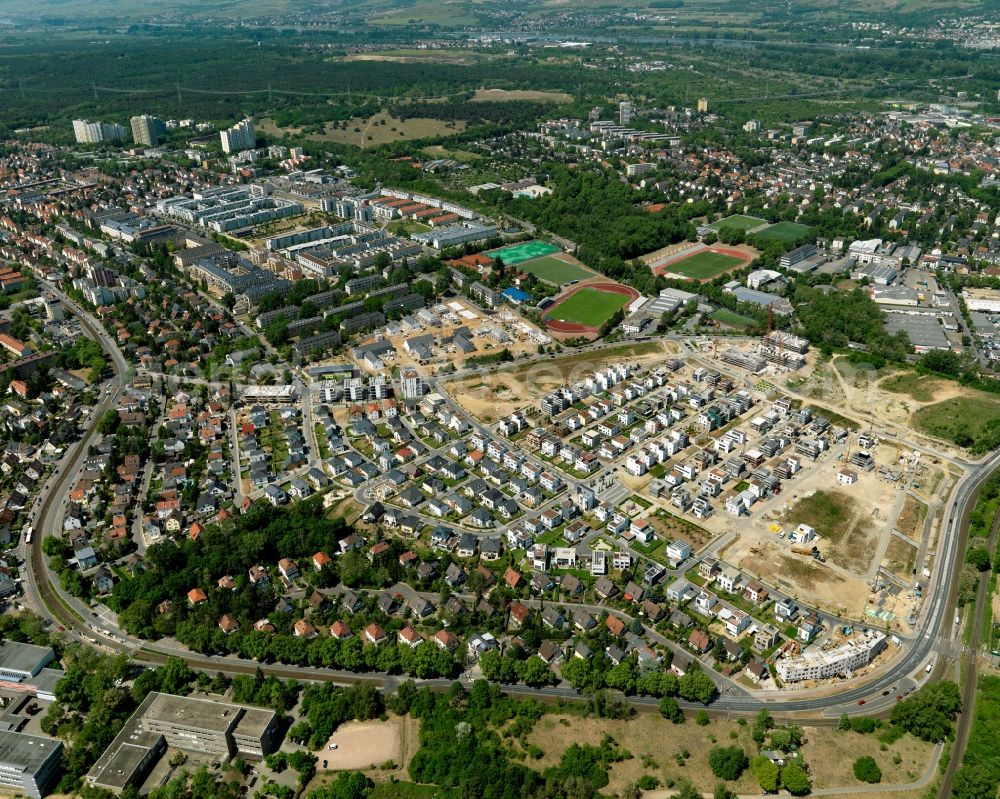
[668,250,744,279]
[486,240,561,266]
[708,214,767,232]
[545,287,629,327]
[755,221,813,242]
[517,255,591,285]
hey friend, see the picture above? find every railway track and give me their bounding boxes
[936,493,1000,799]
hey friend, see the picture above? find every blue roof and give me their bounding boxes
[502,287,530,302]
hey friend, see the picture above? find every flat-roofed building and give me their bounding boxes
[0,730,63,798]
[140,692,278,758]
[0,640,55,682]
[776,631,886,683]
[86,692,280,793]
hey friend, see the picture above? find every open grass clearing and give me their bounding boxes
[260,113,465,148]
[913,393,1000,452]
[710,309,757,328]
[884,535,918,580]
[880,371,946,403]
[421,144,482,162]
[473,88,573,103]
[527,714,932,796]
[781,490,853,542]
[780,489,880,573]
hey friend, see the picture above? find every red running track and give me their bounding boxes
[544,282,641,335]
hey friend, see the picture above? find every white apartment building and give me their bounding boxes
[73,119,127,144]
[221,118,256,154]
[776,631,886,683]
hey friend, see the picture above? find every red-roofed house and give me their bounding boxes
[330,621,352,640]
[364,623,387,645]
[313,552,332,571]
[187,588,207,606]
[398,626,422,648]
[219,614,239,634]
[434,629,459,651]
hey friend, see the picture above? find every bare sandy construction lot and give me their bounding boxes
[350,300,547,378]
[723,469,899,619]
[444,341,677,422]
[320,720,402,771]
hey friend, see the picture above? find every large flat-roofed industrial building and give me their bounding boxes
[0,730,63,798]
[0,640,55,682]
[87,693,279,793]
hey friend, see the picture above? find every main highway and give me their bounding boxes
[20,290,1000,718]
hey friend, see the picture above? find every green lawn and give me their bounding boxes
[805,404,860,431]
[755,221,813,243]
[669,250,744,279]
[710,309,757,328]
[546,287,630,327]
[708,214,768,232]
[370,782,454,799]
[781,490,852,543]
[880,371,941,402]
[516,255,592,285]
[913,395,1000,453]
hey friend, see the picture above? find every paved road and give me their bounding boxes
[23,284,132,644]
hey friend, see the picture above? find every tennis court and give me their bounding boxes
[486,240,561,266]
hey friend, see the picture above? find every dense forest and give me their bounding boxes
[790,285,913,363]
[4,21,1000,142]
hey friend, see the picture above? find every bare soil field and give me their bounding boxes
[259,113,465,148]
[779,489,888,576]
[527,714,933,797]
[884,535,918,580]
[319,719,403,771]
[895,495,929,539]
[727,536,856,614]
[444,341,676,422]
[647,510,714,552]
[473,88,573,103]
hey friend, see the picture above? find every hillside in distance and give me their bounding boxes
[0,0,990,25]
